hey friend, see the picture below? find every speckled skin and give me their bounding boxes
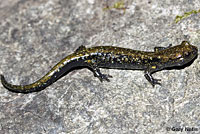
[1,41,198,93]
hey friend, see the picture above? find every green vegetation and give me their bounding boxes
[175,9,200,23]
[103,0,127,13]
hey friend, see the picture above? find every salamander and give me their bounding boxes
[0,41,198,93]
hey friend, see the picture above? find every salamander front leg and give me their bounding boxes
[90,66,112,82]
[144,69,161,87]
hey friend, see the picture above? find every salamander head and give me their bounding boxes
[173,41,198,66]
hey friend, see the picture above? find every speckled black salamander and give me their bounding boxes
[0,41,198,93]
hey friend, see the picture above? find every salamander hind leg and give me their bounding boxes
[89,66,112,82]
[144,66,161,87]
[154,44,172,52]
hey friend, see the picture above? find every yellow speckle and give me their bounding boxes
[86,60,91,63]
[151,66,156,69]
[125,57,128,62]
[78,53,83,56]
[141,55,144,59]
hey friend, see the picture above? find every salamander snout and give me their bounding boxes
[181,41,198,57]
[188,45,198,58]
[181,44,198,66]
[192,46,198,55]
[174,41,198,66]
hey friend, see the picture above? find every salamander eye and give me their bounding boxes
[182,41,190,46]
[185,42,190,46]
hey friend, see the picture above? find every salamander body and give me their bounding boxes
[1,41,198,93]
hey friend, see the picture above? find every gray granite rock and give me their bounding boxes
[0,0,200,133]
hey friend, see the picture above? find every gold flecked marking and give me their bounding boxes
[151,66,156,69]
[86,60,92,63]
[125,57,128,62]
[141,55,144,59]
